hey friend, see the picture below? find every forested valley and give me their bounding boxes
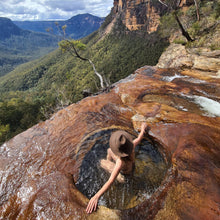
[0,0,219,144]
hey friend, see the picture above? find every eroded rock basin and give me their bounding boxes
[0,66,219,219]
[75,128,169,210]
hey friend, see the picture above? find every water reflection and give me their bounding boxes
[75,129,168,210]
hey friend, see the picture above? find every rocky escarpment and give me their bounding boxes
[113,0,164,33]
[157,43,220,78]
[0,60,219,219]
[112,0,194,33]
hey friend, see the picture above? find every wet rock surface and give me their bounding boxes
[0,65,220,219]
[75,129,168,210]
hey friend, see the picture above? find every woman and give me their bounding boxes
[86,122,148,214]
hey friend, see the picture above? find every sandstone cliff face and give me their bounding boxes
[112,0,193,33]
[113,0,163,33]
[0,62,219,219]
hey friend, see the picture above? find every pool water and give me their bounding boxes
[75,129,169,210]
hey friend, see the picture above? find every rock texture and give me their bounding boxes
[0,63,219,219]
[157,44,220,79]
[113,0,165,33]
[112,0,193,33]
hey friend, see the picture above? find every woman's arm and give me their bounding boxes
[133,122,149,148]
[86,158,122,214]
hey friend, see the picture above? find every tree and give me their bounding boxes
[48,21,109,89]
[193,0,200,21]
[159,0,194,42]
[59,39,108,89]
[49,21,108,89]
[0,122,9,144]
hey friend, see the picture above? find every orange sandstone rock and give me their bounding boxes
[0,66,219,219]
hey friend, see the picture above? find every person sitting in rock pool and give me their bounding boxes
[86,122,149,214]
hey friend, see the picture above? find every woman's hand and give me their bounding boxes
[133,122,150,147]
[141,122,149,133]
[86,195,99,214]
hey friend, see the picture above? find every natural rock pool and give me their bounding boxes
[0,66,219,219]
[75,129,169,210]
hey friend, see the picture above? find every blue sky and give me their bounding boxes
[0,0,113,21]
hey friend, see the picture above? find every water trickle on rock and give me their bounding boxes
[0,65,219,219]
[75,129,169,210]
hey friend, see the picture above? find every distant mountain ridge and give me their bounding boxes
[13,13,105,39]
[0,17,59,76]
[0,14,104,76]
[0,17,25,40]
[0,17,58,43]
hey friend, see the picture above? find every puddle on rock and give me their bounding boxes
[75,129,169,210]
[142,94,209,116]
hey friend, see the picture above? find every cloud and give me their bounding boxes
[7,0,25,4]
[0,0,113,21]
[86,1,113,17]
[13,6,39,15]
[0,1,41,20]
[45,0,86,12]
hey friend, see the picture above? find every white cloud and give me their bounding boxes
[0,0,113,21]
[45,0,86,12]
[7,0,25,4]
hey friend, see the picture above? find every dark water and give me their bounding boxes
[75,129,169,210]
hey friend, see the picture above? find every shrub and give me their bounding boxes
[173,39,186,45]
[186,5,197,22]
[213,1,220,18]
[190,21,201,37]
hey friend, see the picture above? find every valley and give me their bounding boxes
[0,0,219,149]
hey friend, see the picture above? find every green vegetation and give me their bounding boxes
[0,17,59,77]
[158,0,194,42]
[0,45,57,77]
[1,1,219,145]
[0,123,9,144]
[0,99,44,144]
[186,0,220,49]
[0,46,30,77]
[0,14,168,144]
[159,0,220,49]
